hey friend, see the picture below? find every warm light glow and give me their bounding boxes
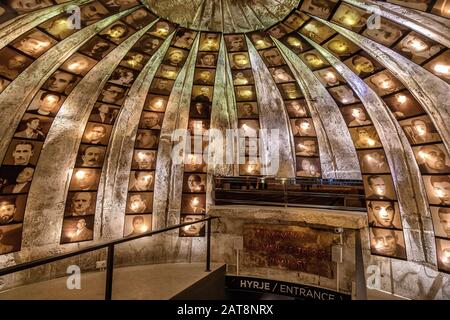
[246,164,256,173]
[191,197,200,207]
[418,150,428,160]
[256,40,265,46]
[140,225,149,233]
[324,71,337,83]
[157,27,168,36]
[341,98,348,104]
[414,124,427,136]
[68,232,75,238]
[138,152,147,161]
[380,80,392,90]
[300,122,310,131]
[287,37,301,47]
[434,63,450,75]
[68,61,84,72]
[374,186,384,195]
[154,99,164,109]
[367,138,376,147]
[75,170,86,180]
[435,189,446,198]
[410,39,428,51]
[396,94,407,104]
[194,121,203,130]
[44,94,58,104]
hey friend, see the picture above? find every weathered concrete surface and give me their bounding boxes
[96,25,172,239]
[246,37,296,178]
[302,36,433,265]
[142,0,300,33]
[206,37,238,208]
[17,24,153,261]
[0,0,93,50]
[275,38,361,180]
[153,36,199,230]
[0,8,138,163]
[342,0,450,47]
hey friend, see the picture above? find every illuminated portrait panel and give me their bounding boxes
[60,53,97,76]
[358,149,390,174]
[229,52,251,70]
[362,18,407,46]
[394,31,443,64]
[40,14,78,40]
[224,34,247,52]
[249,32,273,50]
[432,0,450,18]
[180,215,205,237]
[11,29,57,58]
[136,35,162,56]
[284,11,309,30]
[341,104,372,127]
[125,192,153,214]
[124,214,152,237]
[286,99,309,117]
[300,0,338,18]
[27,90,65,116]
[329,85,359,105]
[131,150,157,170]
[196,52,218,68]
[296,156,321,177]
[184,154,207,173]
[237,102,259,119]
[294,137,319,157]
[363,175,397,200]
[128,171,155,191]
[0,166,35,194]
[300,20,336,44]
[423,50,450,83]
[365,70,404,96]
[163,47,188,68]
[144,95,167,112]
[239,120,260,137]
[172,28,197,50]
[369,227,407,259]
[423,175,450,206]
[331,3,368,32]
[76,144,106,168]
[89,103,120,125]
[260,48,285,67]
[232,69,254,86]
[0,47,32,80]
[60,215,94,243]
[0,223,22,255]
[120,51,150,70]
[192,85,214,103]
[239,159,261,176]
[189,101,211,118]
[0,194,27,225]
[278,83,302,100]
[3,139,43,166]
[124,8,156,29]
[14,113,52,140]
[199,33,220,51]
[64,191,97,216]
[188,119,210,135]
[431,206,450,239]
[314,67,345,87]
[413,144,450,174]
[280,33,311,54]
[194,68,216,85]
[300,50,329,70]
[400,115,441,145]
[135,129,159,149]
[268,24,292,39]
[324,35,359,59]
[367,201,402,229]
[147,20,175,39]
[234,86,256,102]
[100,21,134,44]
[436,238,450,272]
[349,126,382,149]
[81,123,112,145]
[149,77,175,95]
[383,91,424,119]
[181,194,206,214]
[182,173,207,193]
[344,52,382,78]
[43,70,80,94]
[69,168,101,191]
[79,36,115,60]
[139,112,163,129]
[109,66,137,87]
[290,118,316,137]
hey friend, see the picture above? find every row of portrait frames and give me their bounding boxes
[122,26,197,238]
[177,32,221,237]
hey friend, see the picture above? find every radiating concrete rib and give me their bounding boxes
[274,38,361,180]
[0,8,138,163]
[303,36,435,265]
[206,37,236,207]
[153,36,200,230]
[320,19,450,155]
[246,37,296,178]
[342,0,450,48]
[0,0,93,50]
[94,24,171,240]
[22,24,152,250]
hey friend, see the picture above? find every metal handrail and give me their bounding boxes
[0,216,219,300]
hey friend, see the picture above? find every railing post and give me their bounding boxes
[105,244,115,300]
[206,218,211,272]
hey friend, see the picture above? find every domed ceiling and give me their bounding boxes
[0,0,449,283]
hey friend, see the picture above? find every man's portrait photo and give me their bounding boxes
[139,112,163,129]
[413,144,450,174]
[135,129,159,149]
[82,123,112,145]
[181,194,206,214]
[331,3,368,31]
[179,215,205,237]
[239,159,261,176]
[128,171,154,191]
[27,90,64,116]
[109,66,136,87]
[132,150,156,170]
[314,67,344,87]
[196,52,218,68]
[126,192,153,214]
[431,206,450,239]
[349,126,382,149]
[358,149,390,174]
[261,48,285,67]
[120,51,149,70]
[149,77,174,96]
[268,24,292,39]
[124,8,155,29]
[363,174,397,200]
[194,68,216,85]
[367,200,402,229]
[249,32,273,50]
[172,28,197,50]
[190,101,211,118]
[291,118,316,137]
[278,83,302,100]
[294,137,319,157]
[184,154,207,173]
[424,51,450,83]
[284,11,309,30]
[100,22,132,44]
[147,20,174,38]
[229,52,251,70]
[90,103,119,124]
[11,29,56,58]
[423,175,450,206]
[370,227,407,259]
[296,157,321,177]
[144,95,167,112]
[79,1,109,25]
[14,114,49,140]
[192,85,213,103]
[199,33,220,51]
[325,35,359,59]
[183,173,206,193]
[64,192,96,216]
[436,238,450,272]
[79,36,114,60]
[300,20,336,43]
[0,166,34,194]
[69,168,101,191]
[0,47,32,80]
[0,194,26,225]
[40,14,78,40]
[366,71,404,96]
[43,70,79,94]
[400,116,441,145]
[300,0,338,19]
[137,35,162,56]
[341,105,372,127]
[60,53,96,76]
[3,139,42,166]
[188,119,209,135]
[394,31,443,64]
[270,66,294,83]
[224,35,247,52]
[329,85,359,105]
[239,119,260,137]
[60,216,94,243]
[237,102,258,119]
[286,100,308,117]
[362,18,406,46]
[345,53,381,78]
[76,145,106,168]
[163,48,187,67]
[383,91,423,119]
[124,214,151,236]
